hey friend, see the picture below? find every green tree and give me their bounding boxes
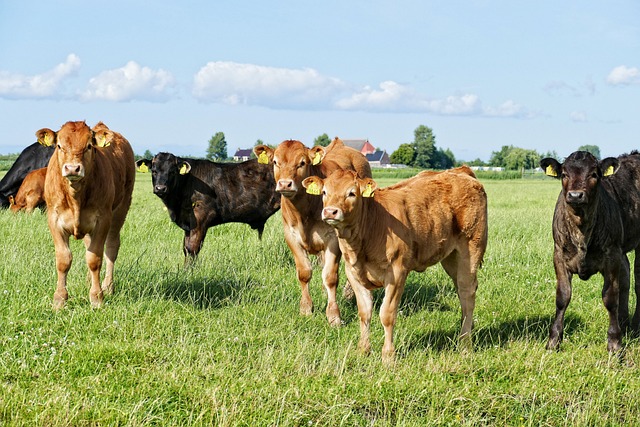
[489,145,513,167]
[314,133,331,147]
[412,125,435,168]
[504,148,540,170]
[433,148,456,169]
[578,145,601,160]
[207,132,227,161]
[390,143,415,166]
[143,149,153,160]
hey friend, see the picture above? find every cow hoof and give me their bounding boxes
[327,315,342,327]
[90,293,104,309]
[52,298,66,311]
[607,340,622,353]
[299,301,313,316]
[101,283,114,296]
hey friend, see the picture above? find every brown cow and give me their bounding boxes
[253,139,371,326]
[9,167,47,213]
[302,167,488,364]
[36,121,135,309]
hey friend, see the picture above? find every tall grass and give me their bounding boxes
[1,173,639,426]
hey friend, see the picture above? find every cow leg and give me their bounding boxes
[102,210,127,296]
[183,228,205,260]
[321,243,342,327]
[345,267,373,355]
[632,250,640,332]
[617,254,631,332]
[380,265,407,365]
[284,232,314,316]
[547,265,572,350]
[83,232,107,308]
[602,268,622,353]
[51,231,72,310]
[443,250,476,352]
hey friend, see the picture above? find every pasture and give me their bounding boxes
[1,172,640,426]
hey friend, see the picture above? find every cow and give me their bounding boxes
[36,121,135,309]
[301,167,488,363]
[9,167,47,213]
[540,151,640,352]
[0,142,54,208]
[253,139,372,326]
[136,152,280,259]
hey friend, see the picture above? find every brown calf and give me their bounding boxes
[303,167,488,363]
[9,167,47,213]
[254,139,371,326]
[37,121,135,309]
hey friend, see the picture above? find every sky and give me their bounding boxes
[1,0,639,162]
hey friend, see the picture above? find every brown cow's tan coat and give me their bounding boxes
[9,167,47,213]
[303,167,488,363]
[254,138,371,325]
[37,121,135,309]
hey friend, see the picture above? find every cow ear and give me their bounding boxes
[254,145,274,165]
[179,161,192,175]
[540,158,562,178]
[309,146,326,166]
[302,176,324,196]
[136,159,151,172]
[360,178,377,198]
[94,129,114,148]
[36,129,56,147]
[600,157,619,177]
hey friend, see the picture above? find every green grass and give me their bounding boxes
[1,173,640,426]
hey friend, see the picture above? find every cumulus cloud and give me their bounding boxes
[0,54,80,99]
[193,61,348,109]
[570,111,588,122]
[80,61,176,102]
[607,65,640,85]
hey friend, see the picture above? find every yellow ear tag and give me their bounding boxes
[306,181,321,195]
[138,163,149,173]
[604,165,614,176]
[362,183,374,198]
[179,164,189,175]
[258,151,269,164]
[95,134,110,148]
[545,165,557,177]
[312,152,322,166]
[44,133,54,147]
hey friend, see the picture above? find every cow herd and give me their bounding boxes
[1,120,639,362]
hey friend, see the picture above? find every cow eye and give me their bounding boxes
[299,160,306,168]
[273,159,278,167]
[348,190,356,198]
[322,190,326,196]
[591,172,598,179]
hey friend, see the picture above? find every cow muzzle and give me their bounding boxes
[566,190,587,205]
[322,206,344,226]
[154,184,168,197]
[62,163,85,181]
[276,179,297,197]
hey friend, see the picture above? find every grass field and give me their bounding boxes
[1,172,640,426]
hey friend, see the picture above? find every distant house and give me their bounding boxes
[233,148,253,162]
[342,139,376,156]
[366,150,390,167]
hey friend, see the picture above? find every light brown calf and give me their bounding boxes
[37,121,135,309]
[254,139,371,326]
[302,167,488,363]
[9,167,47,213]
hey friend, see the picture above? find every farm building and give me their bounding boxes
[233,149,253,162]
[366,150,391,167]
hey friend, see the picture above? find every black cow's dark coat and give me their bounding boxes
[140,152,280,258]
[0,142,54,208]
[541,151,640,352]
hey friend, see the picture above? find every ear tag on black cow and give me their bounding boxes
[258,152,269,164]
[312,152,322,166]
[306,181,321,195]
[179,164,189,175]
[138,163,149,173]
[362,184,374,198]
[604,165,615,177]
[545,165,557,177]
[44,133,54,147]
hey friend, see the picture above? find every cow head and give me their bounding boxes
[36,121,113,183]
[302,170,376,229]
[540,151,619,208]
[254,140,326,198]
[150,152,191,198]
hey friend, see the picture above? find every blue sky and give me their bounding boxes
[1,1,638,161]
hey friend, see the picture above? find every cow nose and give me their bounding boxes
[63,164,83,177]
[323,207,340,219]
[154,184,168,195]
[567,191,585,203]
[276,179,295,193]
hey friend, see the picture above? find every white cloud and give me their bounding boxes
[570,111,588,122]
[607,65,640,85]
[0,54,80,99]
[192,61,347,109]
[80,61,176,102]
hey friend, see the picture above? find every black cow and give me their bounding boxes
[138,152,281,258]
[541,151,640,352]
[0,142,54,208]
